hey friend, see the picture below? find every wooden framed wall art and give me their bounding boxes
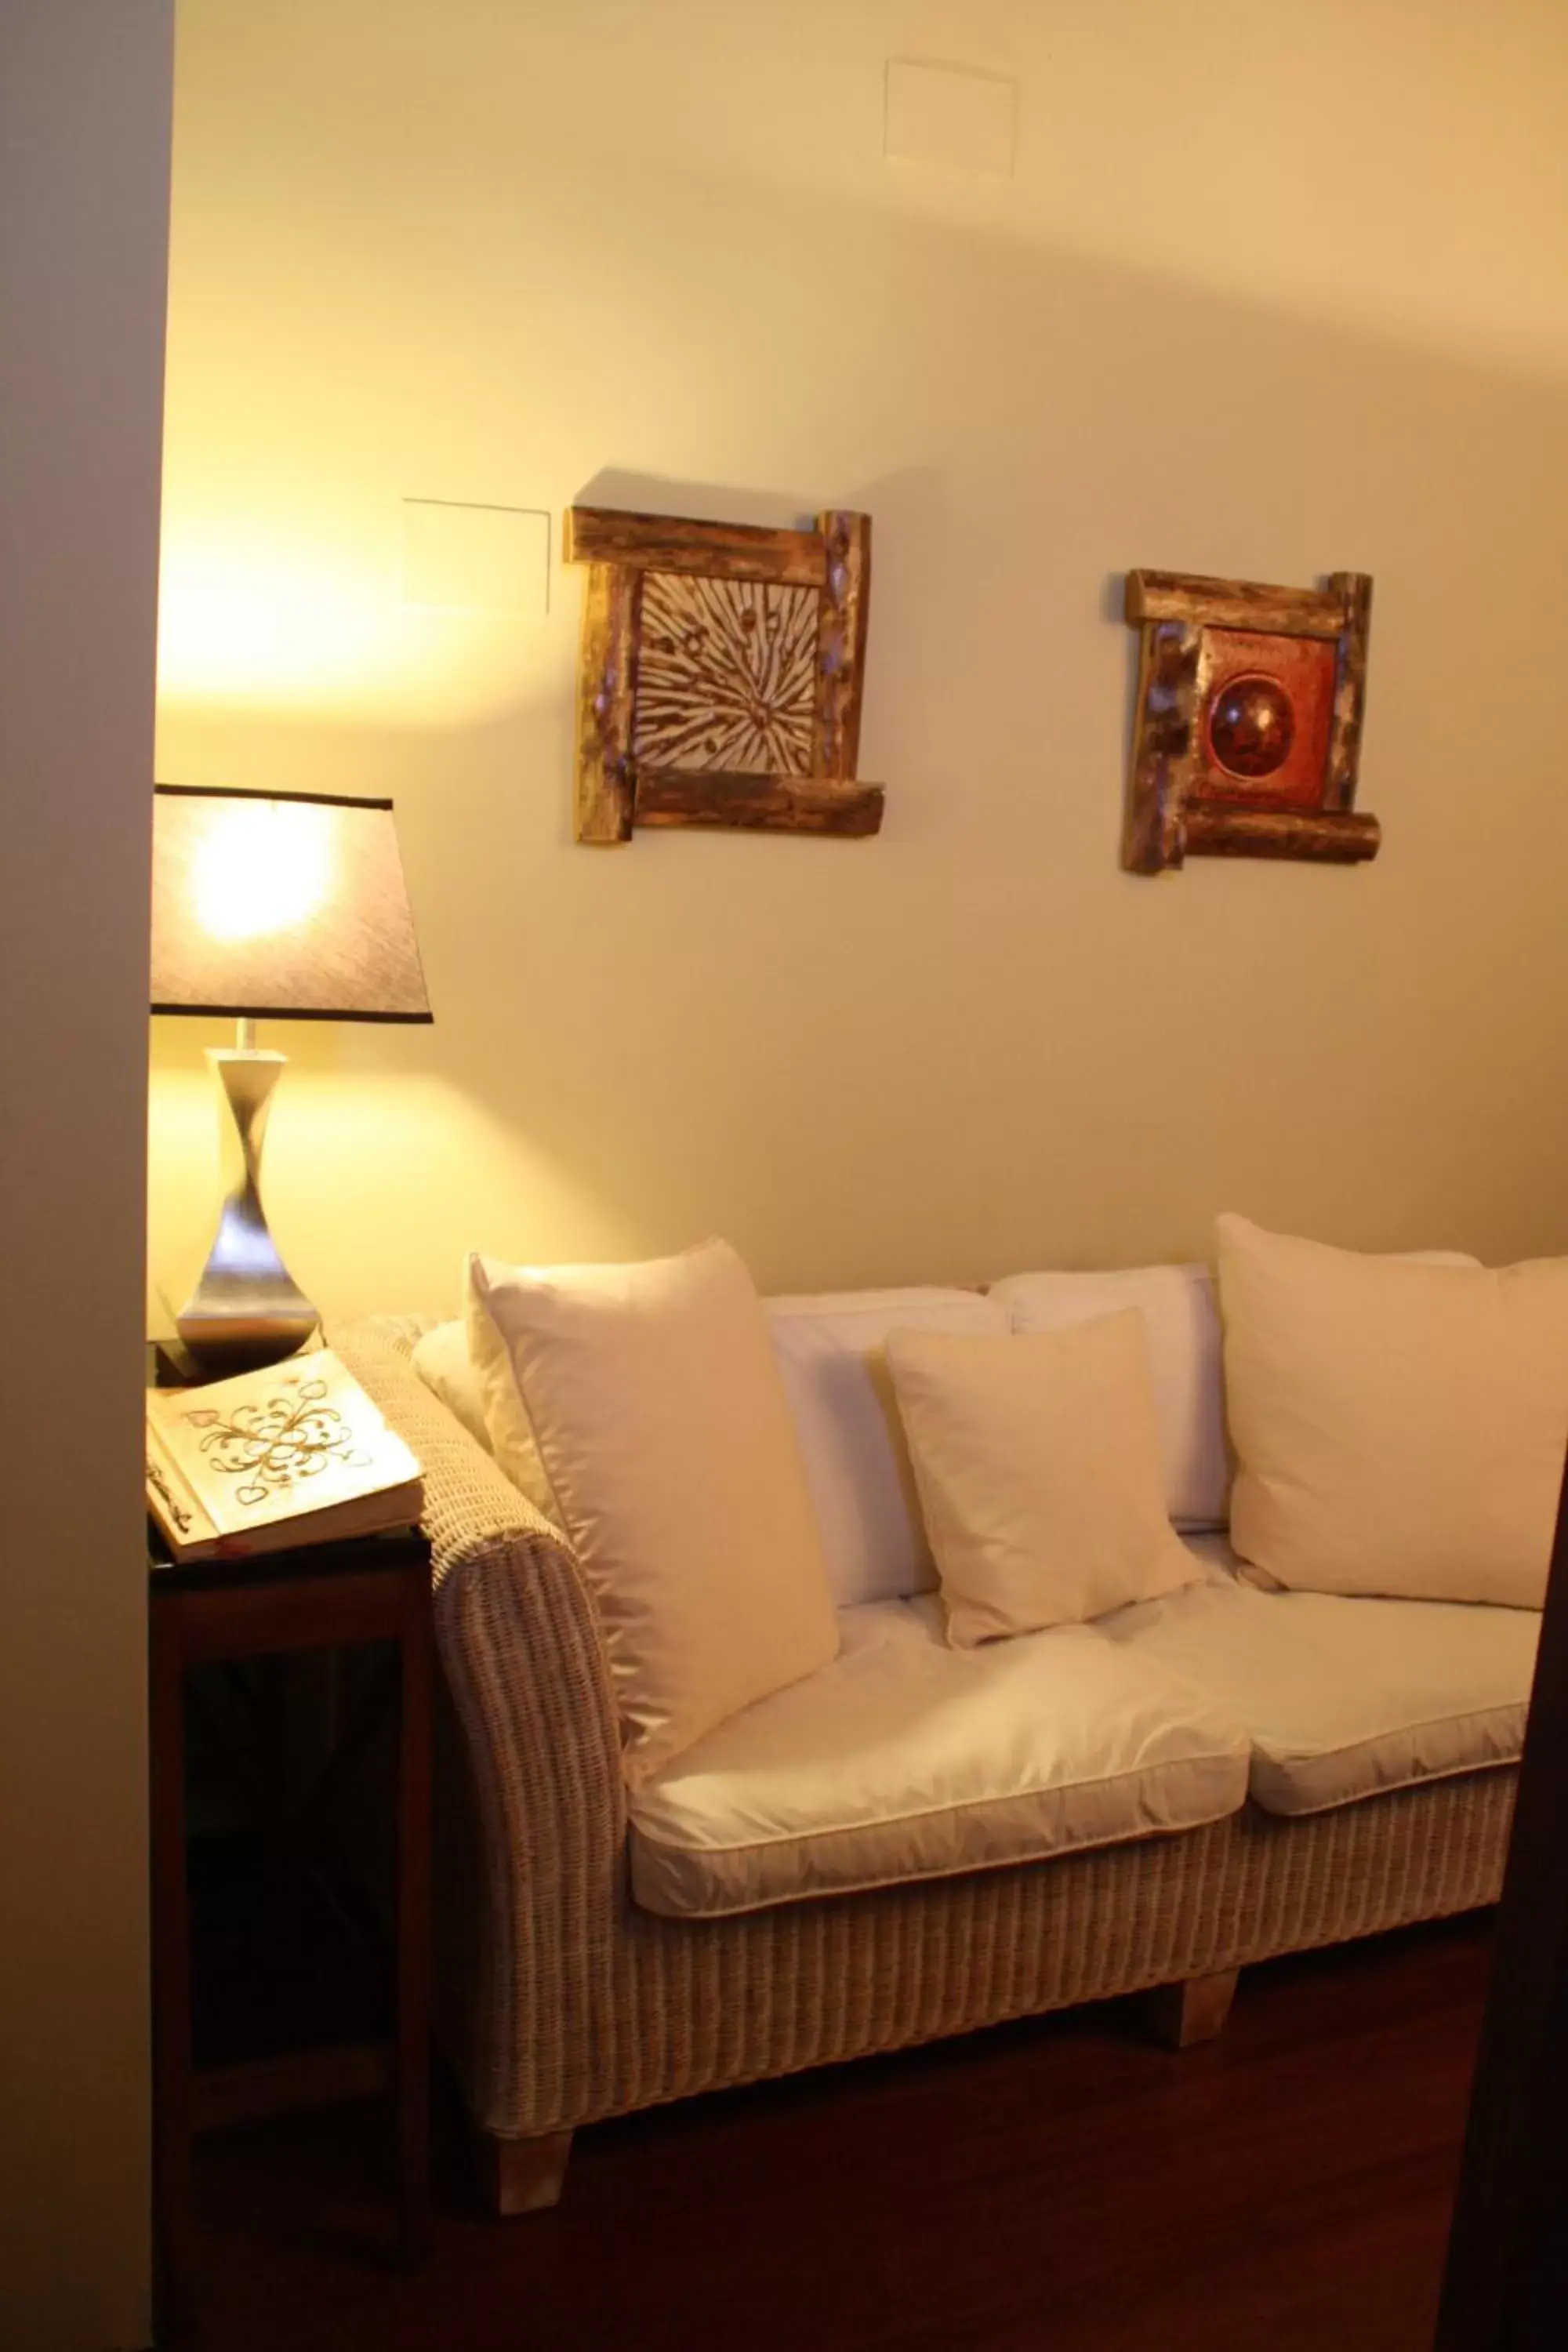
[1122,569,1379,873]
[563,506,882,841]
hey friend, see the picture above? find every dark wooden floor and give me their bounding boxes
[185,1912,1493,2352]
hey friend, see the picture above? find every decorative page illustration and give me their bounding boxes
[147,1349,422,1558]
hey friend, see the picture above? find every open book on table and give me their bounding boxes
[147,1348,424,1563]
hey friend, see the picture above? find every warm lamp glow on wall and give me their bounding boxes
[151,785,432,1374]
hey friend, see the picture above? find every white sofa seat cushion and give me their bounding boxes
[627,1595,1251,1918]
[1099,1534,1540,1817]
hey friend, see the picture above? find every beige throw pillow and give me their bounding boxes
[1217,1213,1568,1606]
[466,1269,563,1519]
[885,1313,1201,1647]
[467,1239,839,1784]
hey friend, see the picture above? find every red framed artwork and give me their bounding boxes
[1122,569,1380,872]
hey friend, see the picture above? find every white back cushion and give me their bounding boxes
[1218,1214,1568,1607]
[421,1284,1010,1605]
[766,1288,1010,1606]
[989,1266,1228,1528]
[990,1253,1482,1531]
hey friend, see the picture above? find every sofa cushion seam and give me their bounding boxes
[1257,1695,1530,1773]
[630,1739,1250,1858]
[629,1798,1250,1920]
[1249,1750,1522,1820]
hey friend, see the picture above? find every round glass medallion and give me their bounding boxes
[1207,672,1295,781]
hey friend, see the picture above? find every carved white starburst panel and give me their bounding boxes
[563,504,882,840]
[633,574,818,775]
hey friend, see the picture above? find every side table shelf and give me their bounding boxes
[148,1526,433,2343]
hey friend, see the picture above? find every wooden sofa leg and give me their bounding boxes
[481,2128,574,2216]
[1146,1967,1240,2050]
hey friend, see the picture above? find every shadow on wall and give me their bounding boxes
[153,136,1568,1317]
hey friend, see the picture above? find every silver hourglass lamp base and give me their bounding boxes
[176,1023,319,1378]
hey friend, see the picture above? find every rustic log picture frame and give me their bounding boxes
[562,506,884,843]
[1122,568,1379,873]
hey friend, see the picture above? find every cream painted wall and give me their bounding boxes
[152,0,1568,1328]
[1,5,172,2344]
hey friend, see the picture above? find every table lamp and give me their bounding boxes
[151,784,433,1376]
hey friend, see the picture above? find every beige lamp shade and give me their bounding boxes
[151,786,432,1022]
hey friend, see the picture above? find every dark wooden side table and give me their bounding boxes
[148,1525,433,2343]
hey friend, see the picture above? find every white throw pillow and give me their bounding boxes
[885,1312,1201,1647]
[989,1265,1227,1527]
[1218,1212,1568,1606]
[991,1251,1481,1530]
[467,1272,1011,1587]
[412,1318,494,1454]
[466,1272,561,1519]
[467,1239,839,1783]
[766,1288,1011,1606]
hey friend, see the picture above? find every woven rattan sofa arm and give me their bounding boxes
[332,1317,626,2132]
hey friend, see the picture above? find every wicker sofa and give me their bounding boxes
[333,1291,1526,2216]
